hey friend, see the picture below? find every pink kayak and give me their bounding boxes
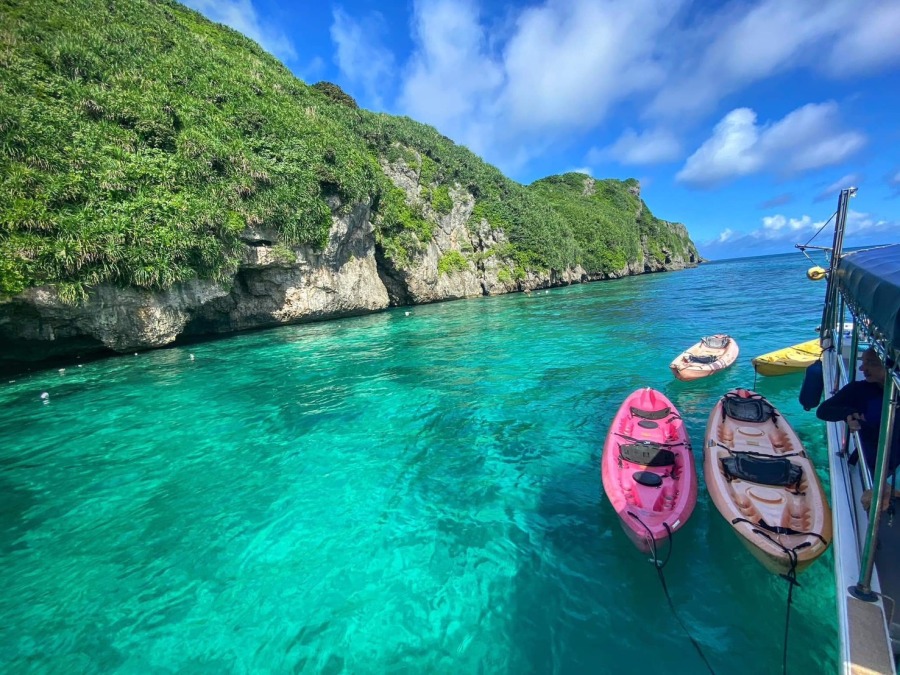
[601,388,698,552]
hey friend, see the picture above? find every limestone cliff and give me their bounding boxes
[0,171,699,369]
[0,0,701,372]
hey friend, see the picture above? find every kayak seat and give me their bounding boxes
[722,393,776,423]
[633,471,663,488]
[620,442,676,467]
[702,335,730,349]
[630,406,671,420]
[721,454,802,488]
[688,354,718,364]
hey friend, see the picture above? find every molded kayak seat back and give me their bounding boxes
[721,454,803,488]
[702,335,730,349]
[630,406,671,420]
[723,393,776,424]
[619,442,676,467]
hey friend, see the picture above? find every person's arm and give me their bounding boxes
[816,382,862,422]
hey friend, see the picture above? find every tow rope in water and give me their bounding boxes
[627,512,717,675]
[737,524,811,675]
[780,555,799,675]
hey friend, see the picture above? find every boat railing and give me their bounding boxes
[827,340,875,546]
[857,370,899,597]
[828,308,899,599]
[815,187,898,672]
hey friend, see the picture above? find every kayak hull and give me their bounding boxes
[670,334,739,381]
[602,388,697,553]
[704,389,832,575]
[751,339,823,377]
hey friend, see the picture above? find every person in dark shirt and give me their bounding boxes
[816,347,900,510]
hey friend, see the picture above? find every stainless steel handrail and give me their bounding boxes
[855,374,898,596]
[845,326,873,494]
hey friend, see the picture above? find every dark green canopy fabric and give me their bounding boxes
[837,244,900,354]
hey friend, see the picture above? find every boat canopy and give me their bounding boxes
[836,244,900,354]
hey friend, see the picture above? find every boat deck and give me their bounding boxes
[823,348,898,674]
[875,520,900,657]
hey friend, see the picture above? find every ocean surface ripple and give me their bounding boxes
[0,253,837,673]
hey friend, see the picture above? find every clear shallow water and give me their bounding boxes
[0,253,838,673]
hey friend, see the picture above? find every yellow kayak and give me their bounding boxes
[751,339,822,376]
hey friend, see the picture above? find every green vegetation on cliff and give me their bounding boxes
[0,0,698,302]
[529,174,693,274]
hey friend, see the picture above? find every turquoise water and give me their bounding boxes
[0,253,838,674]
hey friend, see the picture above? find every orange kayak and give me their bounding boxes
[704,389,831,575]
[670,334,739,381]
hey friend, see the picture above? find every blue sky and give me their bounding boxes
[181,0,900,260]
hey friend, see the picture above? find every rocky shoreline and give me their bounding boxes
[0,177,700,374]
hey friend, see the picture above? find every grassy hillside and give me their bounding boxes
[0,0,697,303]
[530,173,695,273]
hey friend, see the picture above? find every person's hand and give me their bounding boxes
[846,412,864,431]
[861,487,897,512]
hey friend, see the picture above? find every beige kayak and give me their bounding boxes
[751,339,822,377]
[704,389,831,576]
[670,334,739,382]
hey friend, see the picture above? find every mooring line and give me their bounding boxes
[627,512,717,675]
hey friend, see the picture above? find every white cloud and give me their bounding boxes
[760,214,819,236]
[396,0,681,169]
[826,2,900,76]
[677,102,865,188]
[589,128,682,166]
[699,208,898,259]
[815,174,862,202]
[647,0,890,119]
[677,109,761,184]
[844,209,897,238]
[181,0,297,62]
[184,0,900,180]
[497,0,675,134]
[398,0,505,159]
[317,0,900,176]
[330,9,396,108]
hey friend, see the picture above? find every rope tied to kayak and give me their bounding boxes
[731,518,816,675]
[627,512,717,675]
[716,442,806,460]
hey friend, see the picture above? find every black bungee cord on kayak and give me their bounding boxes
[627,513,717,675]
